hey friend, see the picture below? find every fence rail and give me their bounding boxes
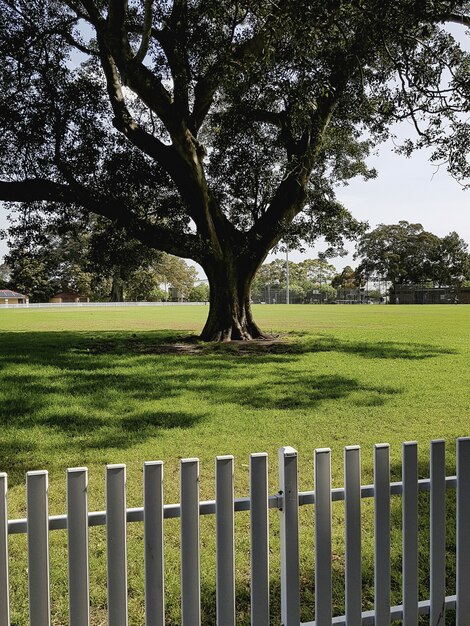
[0,300,208,309]
[1,438,469,625]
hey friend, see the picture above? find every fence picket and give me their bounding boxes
[430,440,446,626]
[2,439,469,625]
[374,444,391,626]
[457,437,470,625]
[180,458,201,626]
[279,446,300,626]
[144,461,165,626]
[402,442,418,626]
[106,464,128,626]
[344,446,362,626]
[27,470,51,626]
[67,468,90,626]
[216,456,235,626]
[250,453,269,626]
[314,448,332,625]
[0,473,9,626]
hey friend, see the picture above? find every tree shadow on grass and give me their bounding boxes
[0,439,39,488]
[194,371,401,411]
[80,330,457,361]
[201,334,457,361]
[0,330,212,483]
[0,329,455,363]
[0,406,205,488]
[0,328,451,484]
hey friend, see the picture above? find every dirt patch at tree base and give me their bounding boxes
[86,334,293,356]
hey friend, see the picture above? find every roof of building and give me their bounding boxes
[0,289,27,298]
[51,291,85,297]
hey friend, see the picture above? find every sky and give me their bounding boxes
[270,126,470,270]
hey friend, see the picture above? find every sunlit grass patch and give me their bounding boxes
[0,304,468,624]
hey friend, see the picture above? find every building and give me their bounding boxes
[49,291,90,303]
[0,289,28,305]
[391,284,470,304]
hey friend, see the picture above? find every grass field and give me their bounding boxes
[1,304,469,624]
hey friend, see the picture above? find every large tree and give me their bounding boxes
[0,1,468,339]
[432,231,470,286]
[355,221,441,284]
[355,221,470,285]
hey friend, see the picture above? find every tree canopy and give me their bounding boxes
[355,221,470,285]
[331,265,362,291]
[2,211,199,302]
[1,0,469,338]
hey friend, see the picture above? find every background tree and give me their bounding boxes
[331,265,361,291]
[0,1,468,338]
[0,262,10,287]
[295,259,336,301]
[188,283,210,303]
[156,254,198,300]
[355,221,470,285]
[431,231,470,286]
[251,257,337,302]
[251,260,288,296]
[87,221,163,301]
[4,211,93,301]
[4,210,198,301]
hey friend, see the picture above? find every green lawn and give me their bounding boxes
[1,304,468,624]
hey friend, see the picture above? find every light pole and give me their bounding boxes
[286,247,290,304]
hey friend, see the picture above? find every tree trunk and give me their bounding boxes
[110,269,124,302]
[200,260,271,342]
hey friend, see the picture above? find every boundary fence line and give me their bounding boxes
[0,301,208,309]
[1,438,468,625]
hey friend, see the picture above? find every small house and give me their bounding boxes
[0,289,28,305]
[49,291,90,304]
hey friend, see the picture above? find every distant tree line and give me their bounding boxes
[354,222,470,286]
[2,218,469,303]
[252,222,470,301]
[251,258,338,303]
[0,213,207,303]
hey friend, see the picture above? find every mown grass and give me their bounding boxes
[0,304,469,625]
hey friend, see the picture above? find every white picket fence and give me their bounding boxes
[1,438,469,625]
[0,301,208,309]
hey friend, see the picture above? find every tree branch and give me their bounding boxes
[133,0,154,63]
[64,32,98,56]
[107,0,131,58]
[189,29,272,134]
[446,13,470,28]
[95,31,173,164]
[247,95,339,257]
[0,179,198,258]
[152,0,190,119]
[96,29,228,249]
[69,0,102,26]
[78,1,174,127]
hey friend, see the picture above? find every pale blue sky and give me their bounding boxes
[273,128,470,269]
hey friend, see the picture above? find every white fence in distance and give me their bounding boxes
[0,301,208,309]
[1,438,469,625]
